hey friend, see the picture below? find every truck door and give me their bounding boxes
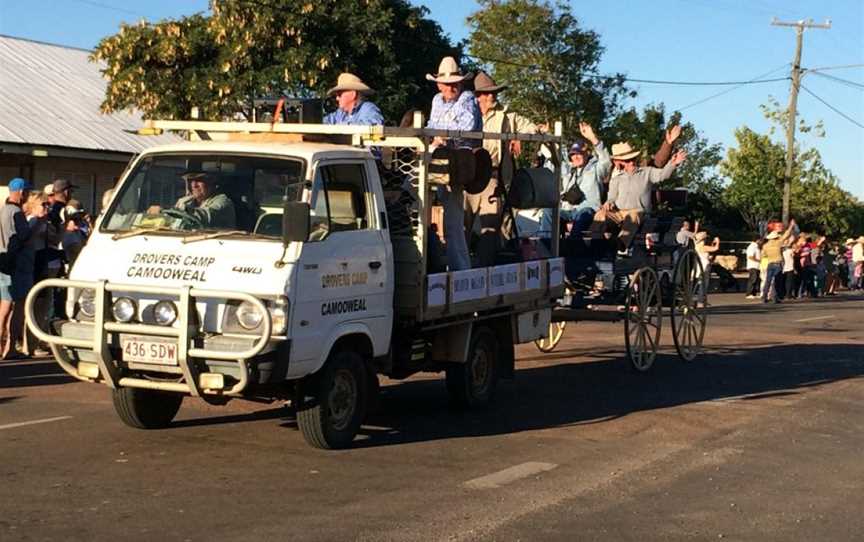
[290,159,392,365]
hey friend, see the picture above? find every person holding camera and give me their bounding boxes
[561,122,610,235]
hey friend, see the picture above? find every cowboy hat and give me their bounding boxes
[611,142,641,161]
[845,238,855,245]
[473,71,507,93]
[327,72,374,96]
[766,231,781,240]
[426,56,471,84]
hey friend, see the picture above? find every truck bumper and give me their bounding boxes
[25,279,275,397]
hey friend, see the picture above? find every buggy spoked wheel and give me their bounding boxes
[671,249,707,361]
[624,267,662,372]
[534,321,567,352]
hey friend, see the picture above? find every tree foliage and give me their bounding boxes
[720,125,862,238]
[466,0,631,137]
[91,0,457,121]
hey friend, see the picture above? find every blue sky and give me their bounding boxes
[1,0,862,198]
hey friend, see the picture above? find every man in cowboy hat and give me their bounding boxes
[466,71,537,265]
[148,169,236,230]
[591,141,687,255]
[561,122,610,234]
[760,219,796,303]
[426,56,482,271]
[323,72,383,126]
[426,56,482,150]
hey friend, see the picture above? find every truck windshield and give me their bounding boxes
[101,154,305,237]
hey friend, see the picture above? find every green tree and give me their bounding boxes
[92,0,457,121]
[720,100,863,238]
[466,0,631,137]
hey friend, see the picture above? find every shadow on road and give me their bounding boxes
[348,342,864,448]
[0,359,74,389]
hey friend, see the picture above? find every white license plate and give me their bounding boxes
[122,337,178,365]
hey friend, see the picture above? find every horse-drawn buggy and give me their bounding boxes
[533,191,708,371]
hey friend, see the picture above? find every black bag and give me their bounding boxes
[0,250,14,275]
[562,179,585,206]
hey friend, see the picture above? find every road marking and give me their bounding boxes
[464,462,558,490]
[794,315,835,323]
[0,416,72,431]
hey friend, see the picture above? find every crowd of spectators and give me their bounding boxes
[0,177,93,360]
[739,222,863,304]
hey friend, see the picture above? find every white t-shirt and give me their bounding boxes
[745,241,761,270]
[853,243,864,263]
[782,246,795,273]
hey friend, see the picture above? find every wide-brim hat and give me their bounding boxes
[611,142,641,161]
[182,168,215,182]
[766,231,781,240]
[327,72,374,96]
[473,71,507,93]
[845,238,855,245]
[426,56,470,84]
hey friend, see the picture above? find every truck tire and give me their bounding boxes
[296,351,368,449]
[112,387,183,429]
[445,326,499,408]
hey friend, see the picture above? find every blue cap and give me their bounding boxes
[8,178,33,192]
[568,141,588,156]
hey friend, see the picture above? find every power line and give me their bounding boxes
[800,85,864,128]
[806,64,864,72]
[66,0,145,17]
[465,53,789,87]
[809,71,864,91]
[676,64,790,112]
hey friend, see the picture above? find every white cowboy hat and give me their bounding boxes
[327,72,374,96]
[845,238,855,245]
[426,56,471,84]
[766,231,781,240]
[611,142,641,161]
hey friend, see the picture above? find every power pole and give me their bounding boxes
[771,18,831,224]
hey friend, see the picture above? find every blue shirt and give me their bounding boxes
[427,90,482,148]
[323,100,384,126]
[561,141,611,218]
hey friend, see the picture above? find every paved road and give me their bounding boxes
[1,293,862,541]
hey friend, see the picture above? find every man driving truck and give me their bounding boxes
[148,170,236,229]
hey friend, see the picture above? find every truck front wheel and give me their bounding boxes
[445,327,499,408]
[112,387,183,429]
[296,351,368,449]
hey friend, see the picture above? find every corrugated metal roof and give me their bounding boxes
[0,35,181,154]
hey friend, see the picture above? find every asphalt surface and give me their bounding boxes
[1,292,862,541]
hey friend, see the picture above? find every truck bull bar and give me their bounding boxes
[24,279,272,397]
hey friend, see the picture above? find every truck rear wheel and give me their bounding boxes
[296,351,368,450]
[112,387,183,429]
[445,327,499,408]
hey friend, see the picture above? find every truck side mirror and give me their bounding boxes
[282,201,310,245]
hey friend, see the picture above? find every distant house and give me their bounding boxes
[0,34,179,211]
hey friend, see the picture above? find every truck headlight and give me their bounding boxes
[78,289,96,318]
[236,301,264,330]
[269,296,289,334]
[112,297,137,323]
[153,300,177,326]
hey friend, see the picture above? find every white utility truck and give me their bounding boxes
[26,118,565,449]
